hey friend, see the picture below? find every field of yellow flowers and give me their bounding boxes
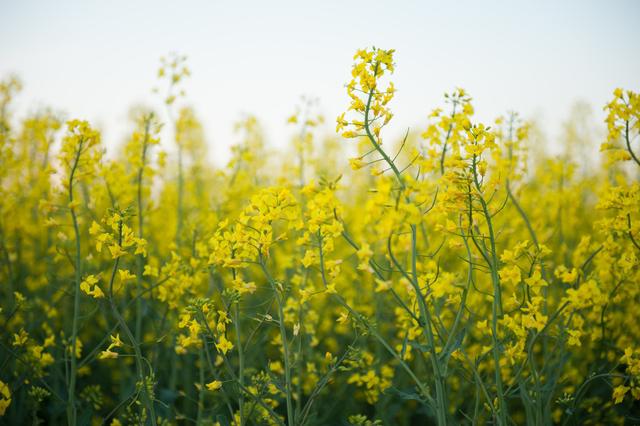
[0,48,639,425]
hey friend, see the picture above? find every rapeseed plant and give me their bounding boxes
[0,47,638,425]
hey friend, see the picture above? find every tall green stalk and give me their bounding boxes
[232,268,245,426]
[259,257,294,426]
[361,63,448,424]
[109,219,158,426]
[471,154,508,425]
[66,141,84,426]
[135,115,152,343]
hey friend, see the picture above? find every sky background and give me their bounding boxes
[1,0,639,164]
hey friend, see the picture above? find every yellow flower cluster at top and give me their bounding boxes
[0,48,639,426]
[337,48,395,142]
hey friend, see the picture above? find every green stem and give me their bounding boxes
[196,346,205,425]
[201,311,285,426]
[233,297,245,426]
[259,257,294,426]
[66,141,83,426]
[176,145,184,243]
[471,154,507,425]
[439,101,457,175]
[624,119,640,168]
[109,221,157,426]
[410,224,448,425]
[317,232,436,409]
[361,66,447,424]
[135,116,151,344]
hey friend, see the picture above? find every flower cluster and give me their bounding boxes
[0,52,639,426]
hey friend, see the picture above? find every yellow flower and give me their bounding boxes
[269,360,284,375]
[118,269,136,282]
[108,244,127,259]
[0,380,11,416]
[567,330,582,347]
[91,285,105,298]
[89,221,102,235]
[374,279,390,293]
[143,265,158,277]
[301,250,317,268]
[349,157,365,170]
[134,238,147,256]
[206,380,223,391]
[71,337,83,359]
[231,277,257,294]
[356,243,373,271]
[13,329,28,346]
[109,333,123,349]
[613,385,629,404]
[215,335,233,355]
[499,265,521,286]
[524,270,548,289]
[98,349,118,360]
[80,275,104,299]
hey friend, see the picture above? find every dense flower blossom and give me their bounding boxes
[0,50,638,425]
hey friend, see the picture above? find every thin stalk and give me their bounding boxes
[200,310,285,426]
[298,337,359,426]
[109,220,157,426]
[443,219,473,356]
[233,293,245,426]
[411,224,448,425]
[317,232,436,409]
[66,140,84,426]
[624,120,640,168]
[196,346,205,425]
[439,101,458,175]
[259,256,294,426]
[362,64,447,424]
[506,182,538,249]
[471,154,507,425]
[135,115,151,343]
[176,145,184,243]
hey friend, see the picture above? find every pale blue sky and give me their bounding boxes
[1,0,639,163]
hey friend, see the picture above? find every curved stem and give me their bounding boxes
[317,230,436,407]
[109,221,157,426]
[259,256,294,426]
[471,154,507,425]
[135,116,151,343]
[66,141,83,426]
[360,68,448,424]
[624,120,640,168]
[233,295,245,426]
